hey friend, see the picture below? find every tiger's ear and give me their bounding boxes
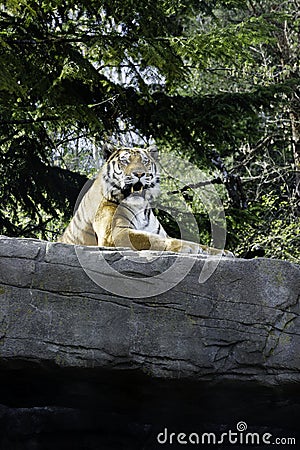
[148,144,159,161]
[102,143,116,161]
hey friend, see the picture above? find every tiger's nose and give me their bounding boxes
[132,171,145,179]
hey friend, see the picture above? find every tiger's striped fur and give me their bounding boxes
[59,145,233,255]
[59,145,165,247]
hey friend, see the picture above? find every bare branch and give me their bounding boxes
[166,177,222,195]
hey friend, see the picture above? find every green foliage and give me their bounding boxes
[229,195,300,262]
[0,0,299,261]
[0,135,88,239]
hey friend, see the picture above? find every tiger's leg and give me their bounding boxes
[93,201,118,247]
[112,228,168,251]
[113,228,234,256]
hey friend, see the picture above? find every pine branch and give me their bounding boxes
[0,116,60,125]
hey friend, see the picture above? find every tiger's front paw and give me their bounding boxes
[199,245,235,257]
[165,238,235,257]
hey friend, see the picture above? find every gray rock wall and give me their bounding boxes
[0,236,299,385]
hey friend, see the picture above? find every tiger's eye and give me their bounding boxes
[119,154,129,165]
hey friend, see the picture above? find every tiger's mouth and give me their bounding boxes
[122,181,146,198]
[131,181,144,193]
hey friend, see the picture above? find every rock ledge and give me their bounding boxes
[0,236,299,386]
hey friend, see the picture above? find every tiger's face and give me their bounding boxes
[102,147,160,203]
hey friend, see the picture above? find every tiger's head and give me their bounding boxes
[102,145,160,203]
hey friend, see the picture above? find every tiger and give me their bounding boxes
[59,144,233,256]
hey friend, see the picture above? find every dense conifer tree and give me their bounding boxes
[0,1,299,259]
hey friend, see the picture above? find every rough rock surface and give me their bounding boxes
[0,235,299,385]
[0,236,299,449]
